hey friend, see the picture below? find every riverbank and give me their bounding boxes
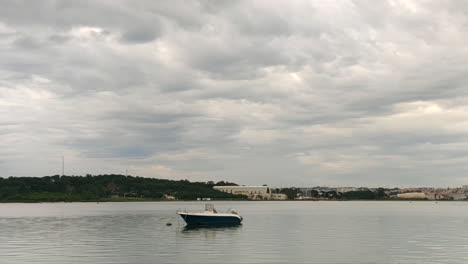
[1,197,457,203]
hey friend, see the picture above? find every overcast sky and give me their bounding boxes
[1,0,468,187]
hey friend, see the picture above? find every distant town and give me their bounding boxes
[211,185,468,201]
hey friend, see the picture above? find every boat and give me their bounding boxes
[177,204,243,226]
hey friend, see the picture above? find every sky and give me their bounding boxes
[1,0,468,187]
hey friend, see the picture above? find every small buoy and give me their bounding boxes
[166,222,172,226]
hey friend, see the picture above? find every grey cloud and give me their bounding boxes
[119,23,160,44]
[120,28,158,44]
[2,0,468,186]
[48,34,71,44]
[12,35,43,49]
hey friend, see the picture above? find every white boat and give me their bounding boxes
[177,204,243,226]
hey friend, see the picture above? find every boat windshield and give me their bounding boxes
[226,208,238,214]
[205,204,217,213]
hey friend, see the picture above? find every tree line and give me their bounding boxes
[0,175,247,202]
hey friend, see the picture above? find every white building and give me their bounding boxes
[270,193,288,200]
[396,192,427,199]
[337,187,356,193]
[213,186,270,200]
[163,194,176,200]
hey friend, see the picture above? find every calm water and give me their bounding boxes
[1,201,468,263]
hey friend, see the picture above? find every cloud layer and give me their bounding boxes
[1,0,468,186]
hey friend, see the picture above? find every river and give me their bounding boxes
[1,201,468,263]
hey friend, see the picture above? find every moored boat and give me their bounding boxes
[178,204,243,226]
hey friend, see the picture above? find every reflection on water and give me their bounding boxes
[1,201,468,263]
[183,224,242,231]
[182,224,242,239]
[182,225,242,240]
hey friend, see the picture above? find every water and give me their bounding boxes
[1,201,468,263]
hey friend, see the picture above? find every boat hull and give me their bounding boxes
[178,213,242,226]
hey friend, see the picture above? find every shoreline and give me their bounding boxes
[0,199,463,203]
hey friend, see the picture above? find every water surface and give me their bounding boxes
[1,201,468,263]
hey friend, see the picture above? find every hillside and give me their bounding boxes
[0,174,247,202]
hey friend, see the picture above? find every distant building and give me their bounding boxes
[396,192,427,199]
[451,192,467,200]
[163,194,176,200]
[337,187,356,193]
[424,188,467,200]
[214,186,270,200]
[270,193,288,200]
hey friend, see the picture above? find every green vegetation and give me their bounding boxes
[0,175,247,202]
[340,190,385,200]
[274,188,299,200]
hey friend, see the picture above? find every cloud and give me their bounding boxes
[1,0,468,187]
[119,23,160,44]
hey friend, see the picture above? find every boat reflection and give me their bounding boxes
[182,223,242,232]
[181,224,242,239]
